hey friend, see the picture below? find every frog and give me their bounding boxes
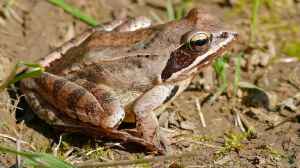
[20,8,237,153]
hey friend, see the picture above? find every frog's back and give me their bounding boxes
[45,12,206,91]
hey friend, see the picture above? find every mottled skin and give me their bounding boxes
[20,8,237,153]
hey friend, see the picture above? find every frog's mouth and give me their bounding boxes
[161,31,238,81]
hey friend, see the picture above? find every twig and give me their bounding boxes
[63,148,76,162]
[0,133,36,150]
[16,134,22,168]
[76,151,201,167]
[86,148,106,158]
[16,121,25,168]
[173,136,221,149]
[188,141,221,149]
[53,135,63,157]
[232,108,256,136]
[195,99,206,127]
[0,102,23,111]
[235,111,245,132]
[266,113,300,130]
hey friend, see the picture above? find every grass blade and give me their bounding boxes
[0,62,44,92]
[47,0,98,27]
[283,41,300,59]
[0,145,74,168]
[208,83,227,104]
[166,0,175,21]
[213,56,228,84]
[210,56,228,103]
[9,62,44,85]
[250,0,261,43]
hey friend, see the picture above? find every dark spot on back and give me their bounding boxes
[67,88,86,113]
[85,102,99,116]
[53,79,67,98]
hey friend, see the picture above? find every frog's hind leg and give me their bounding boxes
[21,72,124,129]
[21,85,159,152]
[21,81,66,126]
[21,73,160,152]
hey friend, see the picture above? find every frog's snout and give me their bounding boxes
[217,31,238,39]
[210,31,238,49]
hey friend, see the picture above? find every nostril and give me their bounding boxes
[232,32,238,37]
[220,31,229,38]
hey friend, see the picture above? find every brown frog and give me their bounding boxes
[20,8,237,153]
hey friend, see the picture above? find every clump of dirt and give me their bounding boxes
[0,0,299,167]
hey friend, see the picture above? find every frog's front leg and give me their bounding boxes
[133,77,193,151]
[133,84,182,150]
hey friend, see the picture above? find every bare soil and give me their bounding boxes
[0,0,299,167]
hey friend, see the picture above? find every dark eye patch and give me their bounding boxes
[161,32,212,81]
[161,45,209,80]
[161,48,195,80]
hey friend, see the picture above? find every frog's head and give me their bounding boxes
[161,8,238,81]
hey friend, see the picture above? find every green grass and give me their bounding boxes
[47,0,98,27]
[166,0,175,21]
[209,56,228,103]
[250,0,261,44]
[213,56,228,85]
[0,62,44,92]
[0,145,74,168]
[209,52,244,103]
[166,0,192,21]
[283,41,300,59]
[215,130,253,158]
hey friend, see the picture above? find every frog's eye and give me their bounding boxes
[184,32,211,51]
[189,32,210,46]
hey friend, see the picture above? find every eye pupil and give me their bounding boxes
[185,32,211,51]
[190,38,209,46]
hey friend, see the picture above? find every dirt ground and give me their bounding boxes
[0,0,299,167]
